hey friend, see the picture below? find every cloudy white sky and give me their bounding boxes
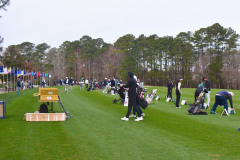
[0,0,239,48]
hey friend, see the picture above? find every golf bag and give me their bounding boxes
[139,88,147,98]
[113,87,125,104]
[146,89,157,104]
[39,103,48,113]
[188,89,208,115]
[137,96,148,109]
[87,82,95,91]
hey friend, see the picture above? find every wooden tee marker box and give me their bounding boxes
[25,113,66,121]
[0,101,6,119]
[39,88,59,102]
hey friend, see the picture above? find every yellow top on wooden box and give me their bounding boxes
[38,88,59,102]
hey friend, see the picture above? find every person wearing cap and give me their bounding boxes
[176,78,183,108]
[203,76,211,108]
[64,77,69,93]
[210,91,234,114]
[129,78,145,118]
[194,80,204,102]
[121,72,143,121]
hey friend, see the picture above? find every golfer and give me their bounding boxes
[176,78,183,108]
[210,91,234,114]
[203,76,211,108]
[121,72,143,121]
[166,81,173,99]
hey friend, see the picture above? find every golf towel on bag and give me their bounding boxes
[137,97,148,109]
[124,92,128,107]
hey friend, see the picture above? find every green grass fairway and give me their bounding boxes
[0,86,240,160]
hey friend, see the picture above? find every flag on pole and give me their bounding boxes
[3,67,8,74]
[17,69,21,76]
[15,68,18,76]
[11,67,14,75]
[0,66,4,73]
[7,67,11,74]
[24,70,27,75]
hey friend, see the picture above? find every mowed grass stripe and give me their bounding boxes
[59,87,198,159]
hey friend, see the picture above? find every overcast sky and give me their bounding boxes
[0,0,239,48]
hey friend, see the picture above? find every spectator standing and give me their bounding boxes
[69,77,73,90]
[41,78,46,88]
[21,80,24,90]
[64,77,69,93]
[17,78,21,94]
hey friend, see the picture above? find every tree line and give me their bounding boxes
[0,23,240,89]
[114,23,240,89]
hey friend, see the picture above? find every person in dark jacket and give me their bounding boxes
[194,83,204,102]
[17,78,21,94]
[121,72,143,121]
[210,91,234,114]
[104,78,107,86]
[69,77,73,90]
[111,78,115,87]
[166,81,173,99]
[129,78,145,118]
[176,78,183,108]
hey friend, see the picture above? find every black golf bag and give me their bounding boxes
[87,82,95,91]
[113,87,125,104]
[39,103,48,113]
[188,90,208,115]
[137,96,148,109]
